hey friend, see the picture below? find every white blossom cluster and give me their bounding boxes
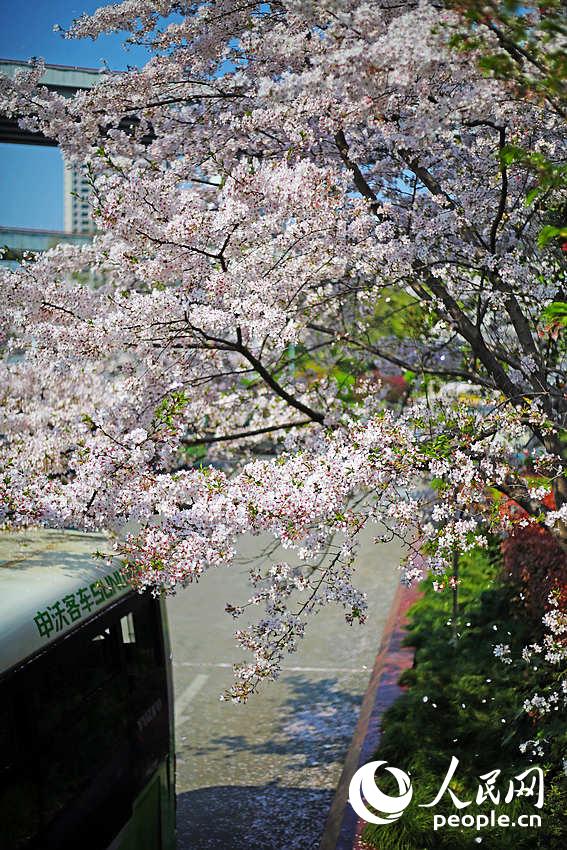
[0,0,565,699]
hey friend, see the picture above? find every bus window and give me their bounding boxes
[37,622,122,738]
[36,617,132,849]
[0,593,172,850]
[0,683,41,848]
[121,596,169,786]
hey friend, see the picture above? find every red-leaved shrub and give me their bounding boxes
[501,524,567,621]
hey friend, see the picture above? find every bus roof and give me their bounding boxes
[0,528,131,676]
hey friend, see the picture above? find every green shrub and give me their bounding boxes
[361,545,567,850]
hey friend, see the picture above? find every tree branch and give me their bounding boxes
[235,340,326,424]
[335,129,380,213]
[182,419,313,447]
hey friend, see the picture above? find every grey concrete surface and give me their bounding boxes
[167,526,403,850]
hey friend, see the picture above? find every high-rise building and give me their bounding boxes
[63,160,96,234]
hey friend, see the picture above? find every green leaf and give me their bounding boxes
[538,225,567,248]
[540,301,567,328]
[499,144,525,167]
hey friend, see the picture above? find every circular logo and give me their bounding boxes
[348,760,413,825]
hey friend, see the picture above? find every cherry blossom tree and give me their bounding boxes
[0,0,565,699]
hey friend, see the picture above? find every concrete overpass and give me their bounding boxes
[0,59,104,146]
[0,226,90,259]
[0,59,103,256]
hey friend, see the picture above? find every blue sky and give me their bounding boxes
[0,1,155,230]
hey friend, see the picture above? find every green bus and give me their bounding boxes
[0,528,176,850]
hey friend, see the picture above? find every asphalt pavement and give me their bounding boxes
[167,525,403,850]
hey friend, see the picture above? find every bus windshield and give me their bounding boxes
[0,591,175,850]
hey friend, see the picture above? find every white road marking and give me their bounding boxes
[174,661,368,673]
[174,673,209,726]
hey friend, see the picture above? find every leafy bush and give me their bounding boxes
[361,545,567,850]
[501,524,567,622]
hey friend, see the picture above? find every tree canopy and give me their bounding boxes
[0,0,565,699]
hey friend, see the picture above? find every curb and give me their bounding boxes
[319,582,421,850]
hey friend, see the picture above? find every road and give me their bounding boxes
[167,525,403,850]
